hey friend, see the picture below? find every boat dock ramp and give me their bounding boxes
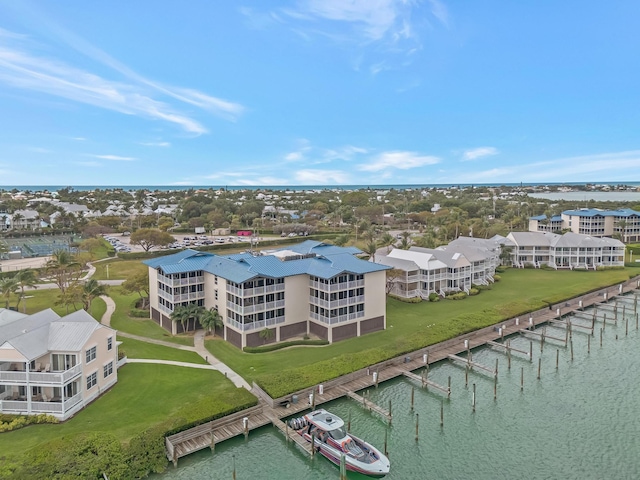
[166,279,640,465]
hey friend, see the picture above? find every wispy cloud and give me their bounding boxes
[139,141,171,148]
[72,137,86,141]
[295,169,350,184]
[359,151,440,172]
[462,147,499,161]
[284,140,367,164]
[0,23,244,134]
[88,154,137,161]
[74,160,102,167]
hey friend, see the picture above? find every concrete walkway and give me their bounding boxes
[99,295,252,390]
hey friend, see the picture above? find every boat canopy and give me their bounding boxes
[309,409,345,431]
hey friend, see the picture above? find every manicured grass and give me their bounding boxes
[118,337,207,364]
[4,288,106,322]
[206,268,634,397]
[0,364,255,457]
[109,289,194,346]
[91,258,147,280]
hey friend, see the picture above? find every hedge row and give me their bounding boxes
[243,339,329,353]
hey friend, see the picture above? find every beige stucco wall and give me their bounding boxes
[81,325,118,402]
[364,270,387,320]
[148,267,159,310]
[203,273,226,316]
[0,345,27,362]
[604,216,615,236]
[284,275,310,326]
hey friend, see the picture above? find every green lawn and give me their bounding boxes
[91,258,147,280]
[206,268,634,397]
[0,364,255,457]
[118,337,207,364]
[109,289,194,346]
[4,288,106,322]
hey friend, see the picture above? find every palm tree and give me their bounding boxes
[45,250,81,294]
[379,232,395,253]
[199,307,223,336]
[363,240,379,262]
[11,212,23,230]
[259,327,275,345]
[82,279,107,314]
[171,303,202,333]
[399,231,412,250]
[0,276,18,308]
[13,269,38,312]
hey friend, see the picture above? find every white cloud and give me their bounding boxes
[462,147,499,161]
[284,140,366,164]
[295,169,350,184]
[140,141,171,148]
[359,151,440,172]
[72,137,86,141]
[74,161,101,167]
[0,25,244,134]
[89,154,137,161]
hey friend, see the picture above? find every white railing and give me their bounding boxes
[309,279,365,292]
[226,300,285,315]
[226,316,286,331]
[158,304,172,315]
[158,275,204,287]
[308,295,365,309]
[310,311,364,325]
[226,283,285,297]
[0,363,82,384]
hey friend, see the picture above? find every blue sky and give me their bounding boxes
[1,1,639,186]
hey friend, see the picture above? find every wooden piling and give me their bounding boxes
[570,340,574,361]
[440,400,444,428]
[410,387,414,411]
[626,316,629,336]
[311,433,315,457]
[587,335,590,354]
[495,358,499,377]
[472,383,476,412]
[348,410,351,432]
[232,455,236,480]
[388,400,392,426]
[537,358,541,380]
[284,423,288,444]
[603,313,606,331]
[541,328,545,353]
[530,341,533,362]
[556,349,559,370]
[507,341,512,370]
[636,313,639,331]
[448,376,452,399]
[493,375,497,401]
[465,365,469,388]
[600,327,603,347]
[415,413,419,442]
[520,367,524,391]
[340,454,347,480]
[384,430,388,456]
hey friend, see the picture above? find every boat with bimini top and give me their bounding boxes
[289,409,390,477]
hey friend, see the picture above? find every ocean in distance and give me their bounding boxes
[2,181,640,193]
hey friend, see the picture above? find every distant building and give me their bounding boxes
[507,231,625,269]
[0,309,118,420]
[529,208,640,242]
[143,241,390,348]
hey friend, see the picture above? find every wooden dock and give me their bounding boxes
[345,390,392,422]
[448,354,497,377]
[519,328,567,345]
[269,414,315,455]
[487,340,533,360]
[402,370,451,397]
[164,280,640,464]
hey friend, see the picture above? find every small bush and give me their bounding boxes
[493,274,501,282]
[0,413,58,433]
[445,292,467,300]
[428,292,440,302]
[468,287,480,296]
[388,294,422,303]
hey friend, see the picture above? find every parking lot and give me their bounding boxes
[105,233,264,253]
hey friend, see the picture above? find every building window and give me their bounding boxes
[215,289,218,300]
[103,362,113,378]
[86,372,97,390]
[107,337,113,351]
[85,346,97,363]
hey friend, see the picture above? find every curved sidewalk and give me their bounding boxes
[99,295,251,390]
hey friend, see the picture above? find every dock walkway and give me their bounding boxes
[166,278,640,463]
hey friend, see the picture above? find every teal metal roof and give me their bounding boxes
[144,243,388,283]
[562,208,640,218]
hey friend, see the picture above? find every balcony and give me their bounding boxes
[0,391,82,415]
[310,310,364,325]
[226,283,285,297]
[158,290,205,303]
[226,316,286,331]
[226,300,285,315]
[309,279,365,292]
[158,274,204,287]
[308,295,365,309]
[0,363,82,385]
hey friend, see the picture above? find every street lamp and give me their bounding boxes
[21,295,34,314]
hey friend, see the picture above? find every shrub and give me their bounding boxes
[493,274,501,282]
[446,292,467,300]
[388,294,422,303]
[428,292,440,302]
[468,287,480,296]
[0,413,58,433]
[243,339,329,353]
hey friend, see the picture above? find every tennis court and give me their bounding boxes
[0,235,80,258]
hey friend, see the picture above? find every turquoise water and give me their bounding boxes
[155,296,640,479]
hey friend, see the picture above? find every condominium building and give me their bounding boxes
[0,308,118,420]
[143,241,389,348]
[529,208,640,242]
[507,231,625,269]
[376,236,506,300]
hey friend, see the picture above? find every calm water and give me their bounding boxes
[529,191,640,202]
[155,295,640,480]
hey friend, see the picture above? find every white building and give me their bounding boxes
[0,309,118,420]
[144,241,390,348]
